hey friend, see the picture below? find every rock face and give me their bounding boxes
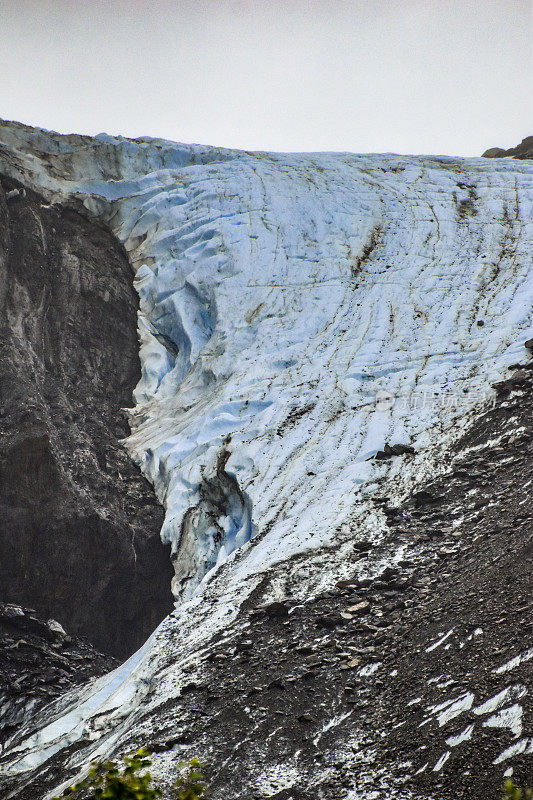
[0,603,116,747]
[482,136,533,159]
[0,173,174,660]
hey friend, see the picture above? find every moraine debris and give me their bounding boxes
[375,443,416,460]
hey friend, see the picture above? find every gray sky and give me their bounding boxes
[0,0,531,156]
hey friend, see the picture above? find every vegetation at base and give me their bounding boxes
[46,751,533,800]
[51,749,208,800]
[502,779,533,800]
[174,758,208,800]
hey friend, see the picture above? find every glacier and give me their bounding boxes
[0,120,532,796]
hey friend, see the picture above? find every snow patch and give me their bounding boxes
[445,724,474,747]
[494,649,533,675]
[473,685,527,716]
[426,629,454,653]
[483,705,523,738]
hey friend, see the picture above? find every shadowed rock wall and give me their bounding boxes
[0,173,174,660]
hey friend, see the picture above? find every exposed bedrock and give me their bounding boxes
[0,173,174,660]
[482,136,533,160]
[0,603,116,747]
[173,446,253,600]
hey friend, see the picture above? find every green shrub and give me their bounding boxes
[174,758,208,799]
[502,779,533,800]
[51,750,208,800]
[51,749,160,799]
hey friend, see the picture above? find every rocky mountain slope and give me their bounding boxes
[0,121,531,798]
[0,604,116,753]
[482,136,533,160]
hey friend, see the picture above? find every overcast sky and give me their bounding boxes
[0,0,531,156]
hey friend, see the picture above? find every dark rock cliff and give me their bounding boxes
[482,136,533,160]
[0,172,174,661]
[0,603,116,748]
